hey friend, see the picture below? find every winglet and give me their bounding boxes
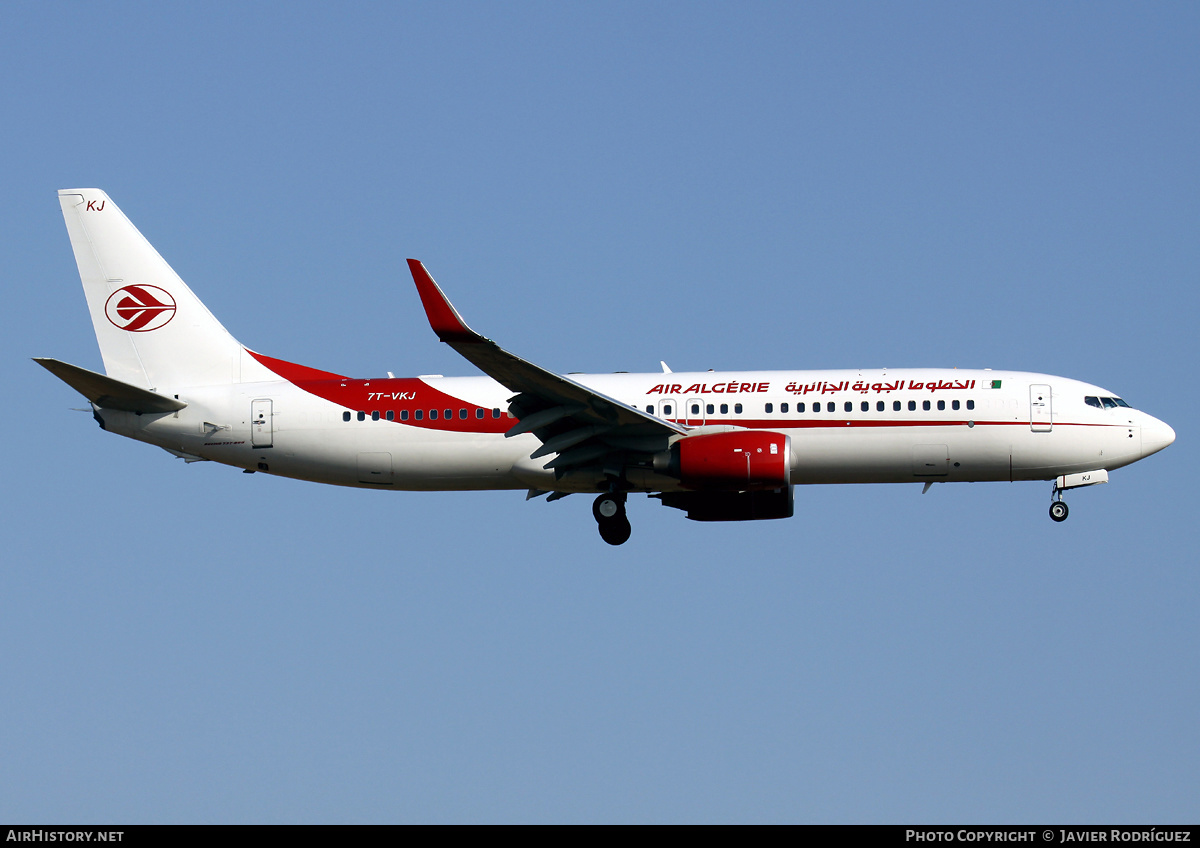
[407,259,479,343]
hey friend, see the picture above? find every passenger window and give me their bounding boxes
[781,402,789,413]
[429,409,438,420]
[908,400,916,411]
[459,409,467,419]
[663,404,673,416]
[444,408,452,419]
[400,410,409,421]
[357,411,366,421]
[646,405,654,413]
[492,408,501,418]
[765,403,773,414]
[861,401,869,412]
[937,400,945,411]
[415,409,423,420]
[706,403,714,415]
[893,400,901,412]
[691,403,700,415]
[952,400,959,411]
[844,401,853,413]
[386,410,394,421]
[476,409,484,419]
[734,403,743,414]
[966,400,974,410]
[720,403,729,414]
[797,402,805,413]
[923,400,931,411]
[343,411,351,422]
[372,410,380,421]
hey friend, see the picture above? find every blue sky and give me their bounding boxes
[3,1,1197,823]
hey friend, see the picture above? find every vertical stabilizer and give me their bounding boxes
[57,189,274,390]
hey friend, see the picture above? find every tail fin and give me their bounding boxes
[58,189,274,390]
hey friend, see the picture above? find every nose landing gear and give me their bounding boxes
[593,492,631,546]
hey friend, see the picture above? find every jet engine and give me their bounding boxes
[656,487,794,521]
[657,430,791,490]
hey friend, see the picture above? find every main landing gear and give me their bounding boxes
[593,492,631,546]
[1049,482,1069,523]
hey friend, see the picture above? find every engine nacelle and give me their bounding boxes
[670,430,791,491]
[658,487,794,522]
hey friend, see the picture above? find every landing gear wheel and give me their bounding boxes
[598,515,632,546]
[1049,501,1069,522]
[593,492,631,545]
[593,493,626,522]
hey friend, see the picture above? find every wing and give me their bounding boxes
[407,259,685,485]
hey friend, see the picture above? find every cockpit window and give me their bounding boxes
[1088,395,1132,410]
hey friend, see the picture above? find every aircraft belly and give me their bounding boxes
[788,425,1014,484]
[789,428,908,483]
[388,435,528,490]
[1009,425,1131,479]
[131,404,529,491]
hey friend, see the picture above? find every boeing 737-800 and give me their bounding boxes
[38,189,1175,544]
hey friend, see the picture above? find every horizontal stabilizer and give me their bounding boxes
[34,357,187,413]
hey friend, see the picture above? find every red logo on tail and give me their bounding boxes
[104,285,177,332]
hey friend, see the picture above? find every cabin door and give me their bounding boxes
[1030,384,1053,432]
[251,399,273,448]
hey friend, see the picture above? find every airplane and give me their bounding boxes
[37,189,1176,545]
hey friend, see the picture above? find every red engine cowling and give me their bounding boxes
[674,430,790,490]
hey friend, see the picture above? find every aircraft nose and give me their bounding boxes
[1141,416,1176,458]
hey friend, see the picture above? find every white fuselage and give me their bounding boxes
[48,189,1176,540]
[97,366,1174,493]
